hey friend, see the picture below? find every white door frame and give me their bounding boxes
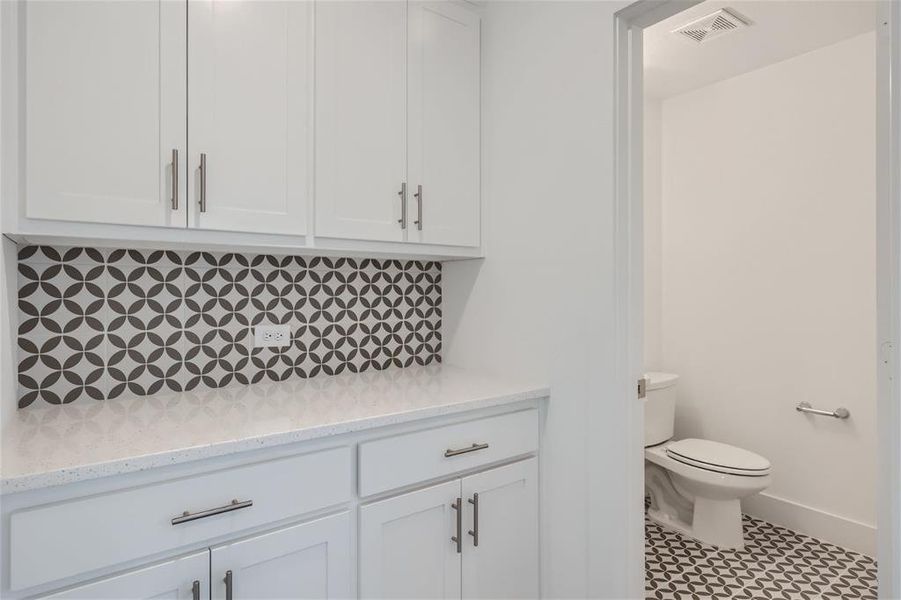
[613,1,901,598]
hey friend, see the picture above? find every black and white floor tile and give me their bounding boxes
[646,513,877,599]
[17,246,441,407]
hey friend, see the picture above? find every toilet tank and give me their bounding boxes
[644,372,679,447]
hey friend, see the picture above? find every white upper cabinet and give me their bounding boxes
[315,1,408,242]
[408,1,481,247]
[13,0,481,256]
[24,0,186,228]
[210,513,351,600]
[188,0,311,235]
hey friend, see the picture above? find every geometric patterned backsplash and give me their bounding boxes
[17,245,441,408]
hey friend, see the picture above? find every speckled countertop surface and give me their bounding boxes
[1,365,549,495]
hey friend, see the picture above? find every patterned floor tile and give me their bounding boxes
[646,512,877,600]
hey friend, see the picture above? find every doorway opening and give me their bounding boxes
[614,0,899,597]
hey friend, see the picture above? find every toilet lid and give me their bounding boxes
[666,439,771,476]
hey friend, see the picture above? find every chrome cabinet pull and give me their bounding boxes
[171,149,179,210]
[468,493,479,547]
[224,570,233,600]
[413,184,423,230]
[796,402,850,419]
[445,443,489,458]
[199,153,207,213]
[451,497,462,553]
[398,182,407,229]
[171,498,253,525]
[192,580,200,600]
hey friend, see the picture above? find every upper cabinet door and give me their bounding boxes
[315,1,407,242]
[24,0,186,228]
[40,551,208,600]
[461,459,539,600]
[210,512,351,599]
[408,1,480,247]
[188,0,311,235]
[359,480,462,599]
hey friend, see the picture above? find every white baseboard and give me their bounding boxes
[742,492,876,557]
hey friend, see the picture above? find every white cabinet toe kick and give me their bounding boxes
[0,404,543,599]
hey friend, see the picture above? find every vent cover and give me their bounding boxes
[672,8,750,44]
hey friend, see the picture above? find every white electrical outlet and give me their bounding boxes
[254,324,292,348]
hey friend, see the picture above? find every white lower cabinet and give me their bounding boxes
[7,409,540,600]
[210,512,351,599]
[359,480,462,599]
[40,551,208,600]
[359,458,539,600]
[462,459,539,600]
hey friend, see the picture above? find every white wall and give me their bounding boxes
[647,32,877,554]
[442,1,634,597]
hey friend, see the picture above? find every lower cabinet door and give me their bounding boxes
[41,551,208,599]
[461,459,539,599]
[210,512,351,599]
[359,480,462,599]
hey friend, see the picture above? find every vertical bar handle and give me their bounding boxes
[451,498,462,553]
[413,184,423,230]
[468,493,479,547]
[171,149,179,210]
[192,580,200,600]
[398,182,407,229]
[224,570,233,600]
[199,153,207,213]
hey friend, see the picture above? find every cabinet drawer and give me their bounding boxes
[359,409,538,497]
[10,447,351,591]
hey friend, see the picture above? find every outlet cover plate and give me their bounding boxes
[254,324,292,348]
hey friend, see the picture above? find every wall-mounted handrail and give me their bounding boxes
[796,401,850,419]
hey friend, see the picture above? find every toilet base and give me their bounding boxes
[647,497,745,550]
[645,462,747,550]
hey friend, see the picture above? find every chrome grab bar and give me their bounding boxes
[171,499,253,525]
[445,443,489,458]
[796,401,850,419]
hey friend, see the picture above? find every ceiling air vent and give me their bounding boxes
[672,8,750,44]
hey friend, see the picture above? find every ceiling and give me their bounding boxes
[644,0,878,99]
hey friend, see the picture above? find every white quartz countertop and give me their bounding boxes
[0,365,548,495]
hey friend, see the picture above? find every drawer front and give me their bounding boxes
[358,409,538,497]
[10,447,351,591]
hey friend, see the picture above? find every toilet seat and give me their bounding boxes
[665,438,771,477]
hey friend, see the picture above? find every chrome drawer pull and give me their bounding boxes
[413,184,423,230]
[398,182,408,229]
[171,148,179,210]
[199,152,208,213]
[224,570,233,600]
[171,499,253,525]
[451,497,462,553]
[468,493,479,547]
[445,443,489,458]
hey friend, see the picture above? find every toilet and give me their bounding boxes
[644,372,771,549]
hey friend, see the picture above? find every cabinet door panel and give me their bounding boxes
[188,0,310,235]
[359,480,461,599]
[408,1,480,247]
[25,0,185,227]
[210,512,351,599]
[40,551,207,600]
[315,1,407,242]
[462,459,539,599]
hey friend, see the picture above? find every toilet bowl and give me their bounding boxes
[644,373,772,549]
[645,438,771,549]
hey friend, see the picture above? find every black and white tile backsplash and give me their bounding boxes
[17,246,441,408]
